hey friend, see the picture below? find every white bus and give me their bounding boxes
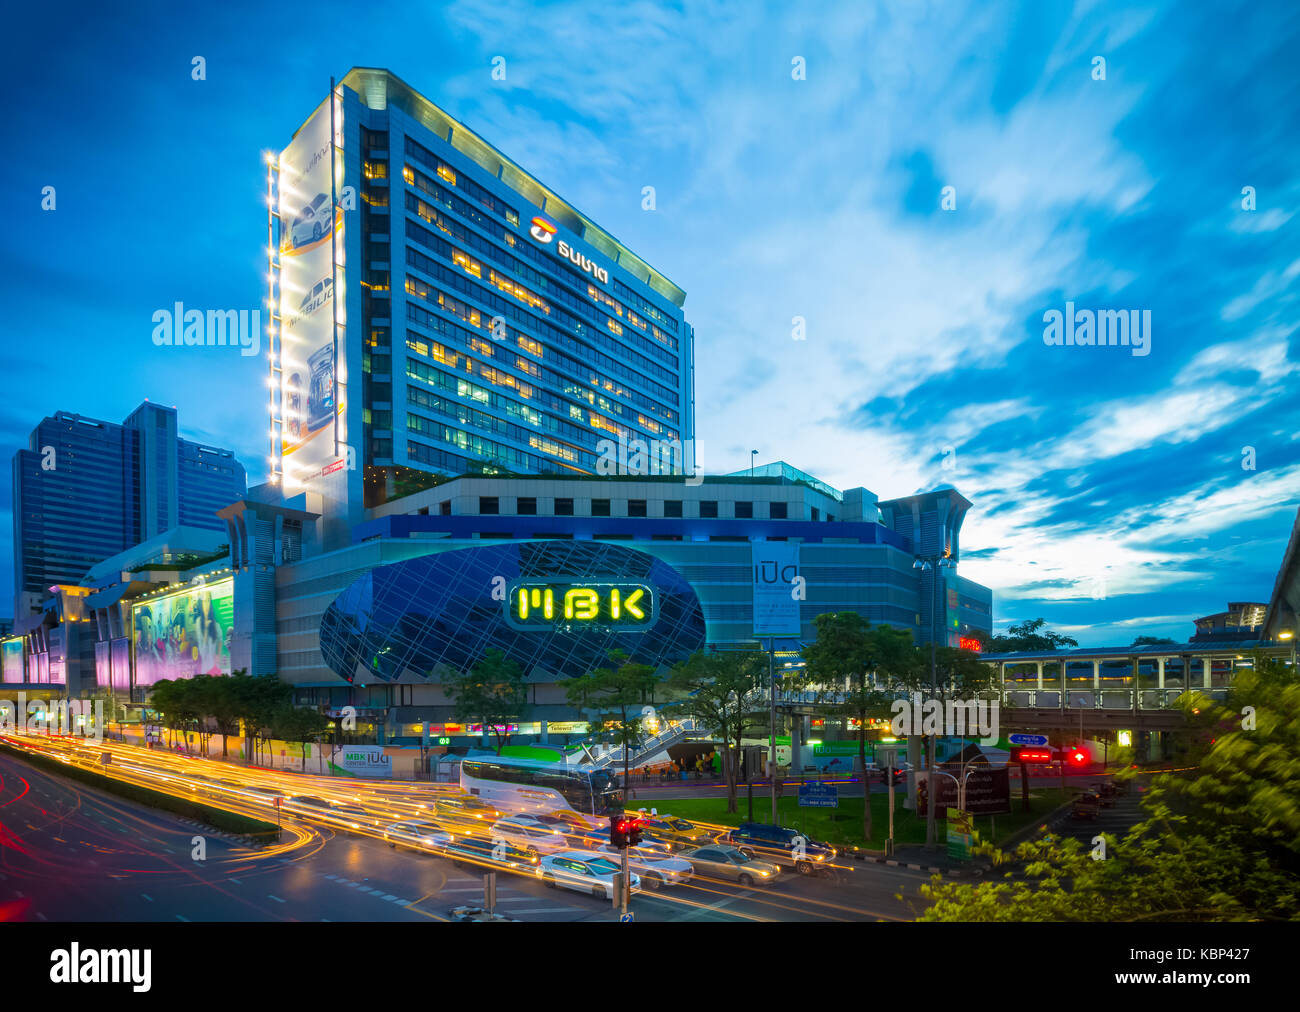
[460,756,623,820]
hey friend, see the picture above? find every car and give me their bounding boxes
[306,345,336,433]
[432,795,502,832]
[240,785,289,804]
[532,812,595,834]
[1071,794,1101,820]
[723,822,837,875]
[284,795,376,829]
[678,845,781,887]
[290,193,333,248]
[383,820,454,854]
[631,814,712,849]
[489,815,570,860]
[537,851,642,900]
[595,844,694,889]
[444,833,538,871]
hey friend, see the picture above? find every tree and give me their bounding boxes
[802,613,917,842]
[918,651,1300,920]
[1131,635,1178,647]
[447,648,528,754]
[145,679,199,750]
[668,650,767,813]
[269,704,333,770]
[982,618,1079,653]
[226,673,291,765]
[565,650,657,804]
[190,674,242,759]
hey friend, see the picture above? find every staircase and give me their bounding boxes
[584,719,703,769]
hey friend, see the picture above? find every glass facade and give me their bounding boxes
[318,540,706,683]
[331,69,694,508]
[11,404,246,608]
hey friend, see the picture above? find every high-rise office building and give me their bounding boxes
[11,402,246,615]
[268,68,694,541]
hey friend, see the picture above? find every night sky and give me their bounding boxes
[2,0,1297,644]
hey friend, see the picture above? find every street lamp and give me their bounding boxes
[914,551,955,850]
[750,450,758,477]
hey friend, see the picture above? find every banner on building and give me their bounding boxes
[278,92,345,488]
[752,541,801,637]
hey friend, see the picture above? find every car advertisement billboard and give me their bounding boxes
[278,94,345,487]
[132,579,234,687]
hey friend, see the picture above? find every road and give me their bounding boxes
[0,745,930,922]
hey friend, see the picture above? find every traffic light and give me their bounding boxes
[610,814,633,849]
[627,817,644,848]
[1012,746,1053,764]
[1066,745,1089,767]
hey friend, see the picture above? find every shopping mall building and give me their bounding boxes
[2,69,995,748]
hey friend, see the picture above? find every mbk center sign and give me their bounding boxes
[329,745,392,778]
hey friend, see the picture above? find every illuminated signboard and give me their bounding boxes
[526,215,609,284]
[958,636,983,653]
[505,581,655,631]
[132,578,234,687]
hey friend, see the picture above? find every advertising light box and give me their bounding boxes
[278,94,345,487]
[132,579,234,687]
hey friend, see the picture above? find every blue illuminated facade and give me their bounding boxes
[314,68,694,513]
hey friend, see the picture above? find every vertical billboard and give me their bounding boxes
[132,579,234,687]
[278,93,345,487]
[1,639,23,683]
[752,541,801,637]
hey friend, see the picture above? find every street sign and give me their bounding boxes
[947,809,974,860]
[620,912,635,923]
[1008,733,1048,747]
[798,782,839,808]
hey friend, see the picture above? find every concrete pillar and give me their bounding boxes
[1202,657,1211,689]
[539,720,549,745]
[1157,657,1165,690]
[905,733,923,811]
[1092,660,1100,692]
[790,714,807,771]
[1035,660,1043,690]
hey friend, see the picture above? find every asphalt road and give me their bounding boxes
[0,751,929,922]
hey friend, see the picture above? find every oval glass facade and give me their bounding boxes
[319,540,707,683]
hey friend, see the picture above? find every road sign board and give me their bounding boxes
[1008,733,1048,747]
[798,782,839,808]
[620,912,634,922]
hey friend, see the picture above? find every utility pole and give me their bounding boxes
[769,639,778,825]
[914,550,953,851]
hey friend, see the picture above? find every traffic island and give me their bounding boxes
[449,906,520,922]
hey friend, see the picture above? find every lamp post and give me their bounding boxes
[914,551,955,851]
[750,450,758,478]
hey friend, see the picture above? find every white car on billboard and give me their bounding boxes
[289,192,333,249]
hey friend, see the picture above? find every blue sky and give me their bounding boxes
[2,0,1297,644]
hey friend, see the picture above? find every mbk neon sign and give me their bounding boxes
[506,581,655,630]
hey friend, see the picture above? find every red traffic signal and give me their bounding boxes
[610,815,642,849]
[1065,746,1089,766]
[1012,746,1053,764]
